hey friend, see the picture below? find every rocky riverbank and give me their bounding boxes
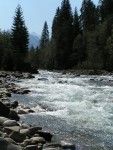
[0,71,76,150]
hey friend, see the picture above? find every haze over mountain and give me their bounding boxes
[29,32,40,48]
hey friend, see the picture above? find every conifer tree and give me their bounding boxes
[52,7,60,39]
[106,26,113,70]
[99,0,113,21]
[80,0,98,31]
[73,7,81,38]
[52,0,73,69]
[39,21,49,68]
[40,21,49,49]
[11,4,29,70]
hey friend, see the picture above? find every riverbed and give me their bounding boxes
[12,70,113,149]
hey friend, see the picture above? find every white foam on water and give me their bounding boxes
[15,70,113,147]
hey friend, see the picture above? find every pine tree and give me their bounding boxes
[39,21,49,68]
[80,0,98,31]
[73,7,81,38]
[106,26,113,70]
[11,4,29,70]
[99,0,113,21]
[40,21,49,49]
[52,7,60,39]
[1,31,14,70]
[52,0,73,69]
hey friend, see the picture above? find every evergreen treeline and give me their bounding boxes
[1,0,113,72]
[33,0,113,71]
[0,5,36,72]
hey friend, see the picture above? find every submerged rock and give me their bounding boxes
[30,137,45,144]
[17,109,28,115]
[38,78,48,81]
[60,141,75,150]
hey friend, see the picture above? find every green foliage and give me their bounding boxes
[70,34,85,68]
[106,26,113,70]
[27,46,39,69]
[51,0,73,69]
[73,8,81,38]
[40,21,49,49]
[52,7,60,39]
[1,32,14,70]
[99,0,113,21]
[0,31,14,70]
[38,21,50,68]
[80,0,98,31]
[1,0,113,71]
[11,4,29,70]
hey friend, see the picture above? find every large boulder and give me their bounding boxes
[9,109,20,121]
[9,131,26,143]
[0,101,10,117]
[0,137,22,150]
[37,130,53,142]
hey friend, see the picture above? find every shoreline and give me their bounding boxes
[0,71,76,150]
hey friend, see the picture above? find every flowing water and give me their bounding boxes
[12,70,113,149]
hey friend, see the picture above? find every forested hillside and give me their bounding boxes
[1,0,113,71]
[37,0,113,71]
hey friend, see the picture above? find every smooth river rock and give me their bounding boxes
[37,130,53,142]
[3,120,18,127]
[29,126,42,135]
[0,117,8,126]
[4,126,20,134]
[0,101,10,117]
[9,131,26,143]
[0,137,22,150]
[25,145,37,150]
[60,141,75,150]
[30,137,45,144]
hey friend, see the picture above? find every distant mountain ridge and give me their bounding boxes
[6,30,40,49]
[29,32,40,48]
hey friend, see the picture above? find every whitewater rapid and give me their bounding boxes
[12,70,113,149]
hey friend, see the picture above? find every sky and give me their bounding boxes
[0,0,99,36]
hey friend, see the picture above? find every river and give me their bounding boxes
[12,70,113,149]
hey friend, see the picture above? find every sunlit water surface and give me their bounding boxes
[12,70,113,149]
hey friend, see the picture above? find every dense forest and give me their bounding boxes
[0,0,113,72]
